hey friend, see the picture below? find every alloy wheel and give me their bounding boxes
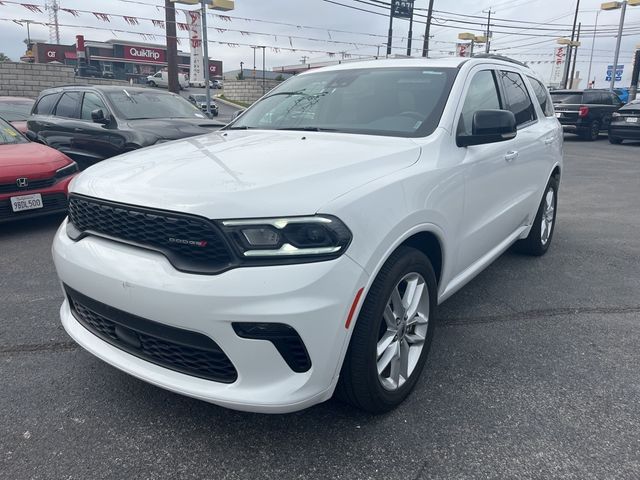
[376,272,429,391]
[541,188,555,245]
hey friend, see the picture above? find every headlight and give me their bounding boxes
[221,215,351,260]
[612,112,621,118]
[55,162,79,179]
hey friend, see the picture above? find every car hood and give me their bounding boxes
[125,118,224,140]
[71,130,421,218]
[0,142,73,181]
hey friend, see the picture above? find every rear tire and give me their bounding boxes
[336,246,437,413]
[514,176,559,256]
[582,121,600,141]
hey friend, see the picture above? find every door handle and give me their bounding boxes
[74,128,83,132]
[504,151,519,162]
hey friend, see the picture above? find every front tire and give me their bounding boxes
[609,135,623,144]
[514,176,559,256]
[336,246,437,413]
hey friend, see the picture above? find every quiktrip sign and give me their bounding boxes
[124,45,165,63]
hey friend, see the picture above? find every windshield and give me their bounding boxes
[0,99,34,121]
[106,90,206,120]
[550,92,583,104]
[228,67,456,137]
[0,118,27,145]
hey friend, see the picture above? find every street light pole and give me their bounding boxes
[386,0,394,56]
[610,0,627,91]
[201,0,212,117]
[586,10,601,87]
[569,23,581,88]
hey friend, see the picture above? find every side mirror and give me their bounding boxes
[25,130,38,142]
[457,110,517,147]
[91,109,110,125]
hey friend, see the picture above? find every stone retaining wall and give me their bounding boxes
[223,79,282,104]
[0,62,130,98]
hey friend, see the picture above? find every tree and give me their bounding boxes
[0,53,11,62]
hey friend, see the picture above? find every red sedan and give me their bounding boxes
[1,117,78,223]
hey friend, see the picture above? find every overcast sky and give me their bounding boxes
[0,0,639,87]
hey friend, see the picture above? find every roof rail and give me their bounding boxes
[472,54,530,68]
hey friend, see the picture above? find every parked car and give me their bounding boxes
[213,80,223,89]
[147,71,189,90]
[187,94,219,116]
[27,86,223,169]
[53,56,563,413]
[75,65,112,79]
[551,89,623,140]
[608,99,640,144]
[0,117,77,223]
[0,96,35,133]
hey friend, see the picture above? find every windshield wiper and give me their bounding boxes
[225,125,254,130]
[264,90,328,100]
[275,126,337,132]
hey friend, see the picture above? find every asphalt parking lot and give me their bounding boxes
[1,136,639,479]
[178,86,241,123]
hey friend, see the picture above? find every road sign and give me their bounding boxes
[606,64,624,82]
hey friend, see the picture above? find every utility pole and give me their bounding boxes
[629,48,640,101]
[483,8,493,54]
[262,45,266,95]
[406,6,414,56]
[252,46,257,78]
[165,0,180,94]
[386,0,395,56]
[569,22,581,88]
[422,0,435,57]
[562,0,580,89]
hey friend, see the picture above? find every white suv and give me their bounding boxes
[53,57,562,413]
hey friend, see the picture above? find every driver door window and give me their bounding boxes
[458,70,501,136]
[81,92,108,121]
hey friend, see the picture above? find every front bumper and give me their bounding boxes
[0,177,73,223]
[53,219,368,413]
[609,125,640,140]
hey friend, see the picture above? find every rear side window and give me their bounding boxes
[458,70,502,136]
[528,77,554,117]
[583,91,603,104]
[54,92,82,118]
[499,71,536,127]
[81,92,108,120]
[550,92,583,104]
[33,93,60,115]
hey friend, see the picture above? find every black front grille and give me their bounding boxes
[0,193,68,220]
[68,195,235,274]
[0,177,56,194]
[65,286,238,383]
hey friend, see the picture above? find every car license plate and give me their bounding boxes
[10,193,43,212]
[626,117,639,123]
